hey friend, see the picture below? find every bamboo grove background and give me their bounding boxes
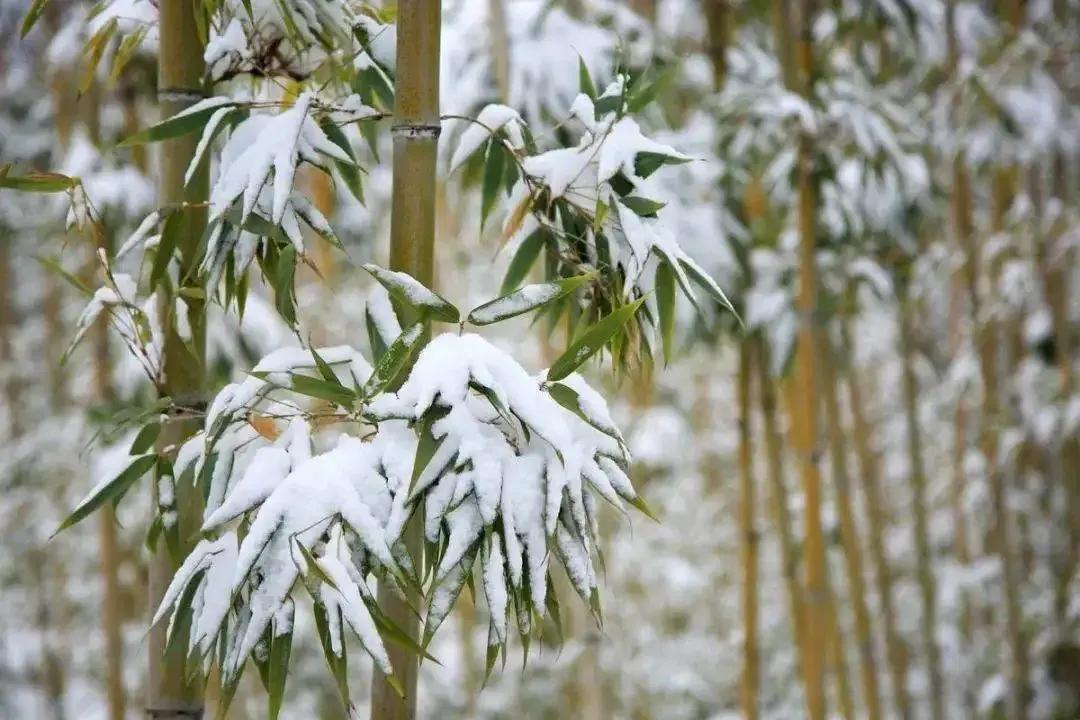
[1,0,1078,718]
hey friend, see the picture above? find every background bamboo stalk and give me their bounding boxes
[820,337,881,720]
[898,291,945,720]
[841,318,912,720]
[370,0,442,717]
[737,342,760,720]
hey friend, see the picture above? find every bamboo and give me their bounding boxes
[840,318,912,720]
[983,168,1029,719]
[488,0,510,102]
[897,291,945,720]
[737,342,760,720]
[148,0,208,715]
[755,340,807,708]
[788,2,829,717]
[820,337,881,720]
[703,0,730,90]
[370,1,442,717]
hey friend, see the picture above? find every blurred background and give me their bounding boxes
[1,0,1078,718]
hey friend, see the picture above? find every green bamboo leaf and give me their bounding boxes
[295,540,339,589]
[407,407,448,498]
[119,100,235,146]
[545,382,623,445]
[365,306,389,362]
[149,210,182,290]
[54,454,157,534]
[369,602,441,665]
[362,263,459,323]
[619,195,666,217]
[250,370,356,407]
[20,0,50,38]
[655,260,675,364]
[129,422,161,455]
[0,171,79,193]
[480,140,505,228]
[634,151,690,179]
[547,298,646,381]
[35,256,92,295]
[626,63,677,113]
[679,257,742,325]
[468,272,596,326]
[274,244,297,326]
[578,55,597,100]
[309,346,341,385]
[313,604,350,706]
[362,322,424,398]
[320,119,366,206]
[499,228,546,294]
[627,494,660,522]
[263,626,289,720]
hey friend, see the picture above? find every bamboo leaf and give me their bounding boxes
[119,100,236,146]
[578,55,597,100]
[266,624,292,720]
[407,408,448,497]
[619,195,665,217]
[499,228,546,294]
[20,0,49,38]
[468,272,595,326]
[0,171,79,193]
[54,454,157,534]
[655,260,675,364]
[547,298,646,381]
[109,24,148,83]
[129,422,161,455]
[320,119,366,205]
[362,263,459,323]
[35,256,92,295]
[362,322,424,398]
[480,140,505,228]
[78,18,118,96]
[149,210,182,290]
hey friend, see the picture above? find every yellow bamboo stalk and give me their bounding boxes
[370,1,442,716]
[488,0,510,102]
[840,317,912,720]
[738,342,760,720]
[756,341,809,705]
[820,337,881,720]
[983,168,1029,719]
[788,2,830,716]
[148,0,208,715]
[897,289,946,720]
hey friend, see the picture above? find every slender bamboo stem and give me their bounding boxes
[756,340,808,708]
[370,1,441,717]
[787,2,830,717]
[820,336,881,720]
[737,342,760,720]
[897,291,946,720]
[841,318,912,720]
[148,0,208,715]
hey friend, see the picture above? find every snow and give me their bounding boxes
[467,282,562,325]
[317,555,392,674]
[449,104,525,173]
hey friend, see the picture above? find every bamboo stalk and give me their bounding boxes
[737,341,760,720]
[897,291,946,720]
[840,317,912,720]
[703,0,730,90]
[148,0,208,715]
[820,335,881,720]
[488,0,510,102]
[788,2,830,717]
[756,340,808,706]
[982,168,1029,719]
[370,1,442,717]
